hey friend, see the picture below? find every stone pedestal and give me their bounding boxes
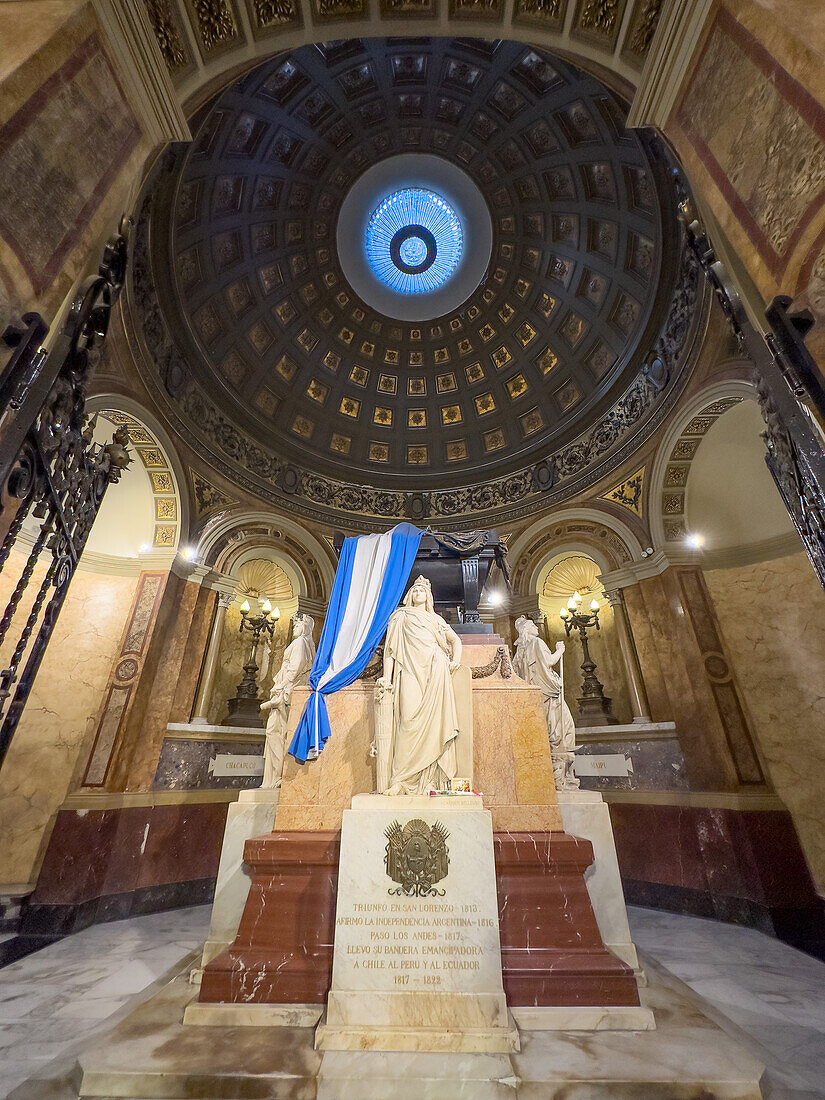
[195,829,340,1010]
[493,830,642,1012]
[197,787,280,969]
[315,794,519,1053]
[556,789,639,971]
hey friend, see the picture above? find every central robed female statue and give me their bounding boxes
[374,576,462,795]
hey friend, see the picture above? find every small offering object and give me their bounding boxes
[430,778,481,797]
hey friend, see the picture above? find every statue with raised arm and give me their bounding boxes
[513,615,579,791]
[374,576,462,796]
[259,614,316,788]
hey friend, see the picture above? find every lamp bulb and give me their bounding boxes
[559,607,569,620]
[573,590,583,605]
[261,598,272,614]
[567,596,577,610]
[240,599,251,614]
[271,606,281,621]
[589,598,599,612]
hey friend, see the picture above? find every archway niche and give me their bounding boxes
[537,553,633,727]
[509,509,639,727]
[200,518,327,726]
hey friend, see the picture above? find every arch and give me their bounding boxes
[72,395,189,574]
[508,505,643,597]
[647,374,758,550]
[197,509,336,600]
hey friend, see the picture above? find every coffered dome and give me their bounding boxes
[128,37,700,525]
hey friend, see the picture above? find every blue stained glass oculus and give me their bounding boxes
[365,188,463,294]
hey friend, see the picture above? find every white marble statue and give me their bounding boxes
[259,613,316,788]
[513,615,580,791]
[374,576,462,796]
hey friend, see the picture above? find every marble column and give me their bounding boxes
[192,593,234,725]
[604,589,651,723]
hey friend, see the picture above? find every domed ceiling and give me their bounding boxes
[128,37,702,526]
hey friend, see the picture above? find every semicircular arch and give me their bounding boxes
[509,506,642,597]
[648,374,758,550]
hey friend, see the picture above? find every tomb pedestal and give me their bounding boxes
[315,794,519,1053]
[194,648,650,1032]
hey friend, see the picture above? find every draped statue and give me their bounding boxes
[374,576,462,796]
[260,614,316,788]
[512,615,580,791]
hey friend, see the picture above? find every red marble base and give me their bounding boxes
[494,832,639,1006]
[200,828,638,1008]
[199,831,340,1005]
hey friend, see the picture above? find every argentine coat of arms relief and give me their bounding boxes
[384,818,450,897]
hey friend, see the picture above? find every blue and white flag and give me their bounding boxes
[288,522,422,763]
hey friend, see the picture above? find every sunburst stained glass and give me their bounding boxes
[365,188,463,294]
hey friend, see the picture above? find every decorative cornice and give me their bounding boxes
[91,0,190,145]
[625,0,713,130]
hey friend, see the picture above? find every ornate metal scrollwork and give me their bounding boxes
[0,218,133,768]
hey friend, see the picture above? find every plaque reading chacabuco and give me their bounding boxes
[384,818,449,898]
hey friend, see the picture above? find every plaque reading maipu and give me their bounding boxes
[385,818,449,897]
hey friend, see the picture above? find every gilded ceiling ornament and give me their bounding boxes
[237,558,294,604]
[600,466,645,516]
[516,0,564,23]
[128,39,702,525]
[191,468,237,516]
[191,0,236,50]
[253,0,297,25]
[628,0,662,57]
[579,0,619,33]
[144,0,187,69]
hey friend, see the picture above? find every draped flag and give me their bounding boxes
[288,522,422,763]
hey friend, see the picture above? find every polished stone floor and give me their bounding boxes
[0,905,823,1099]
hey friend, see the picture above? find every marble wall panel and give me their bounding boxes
[28,801,229,908]
[575,735,688,792]
[704,552,825,891]
[83,571,166,787]
[608,800,821,930]
[623,570,746,791]
[0,554,137,887]
[0,3,151,321]
[105,574,212,791]
[153,737,264,790]
[668,0,825,361]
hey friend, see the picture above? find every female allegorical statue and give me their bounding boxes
[513,615,579,791]
[375,576,462,795]
[259,613,315,788]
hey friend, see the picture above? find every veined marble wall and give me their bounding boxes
[704,552,825,892]
[0,1,149,321]
[0,550,137,888]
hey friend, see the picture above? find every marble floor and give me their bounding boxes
[0,905,823,1099]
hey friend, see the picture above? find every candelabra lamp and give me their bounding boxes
[224,598,280,728]
[559,591,619,727]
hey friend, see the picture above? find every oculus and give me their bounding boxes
[366,188,463,293]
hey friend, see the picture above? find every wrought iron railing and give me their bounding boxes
[675,179,825,592]
[0,218,132,768]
